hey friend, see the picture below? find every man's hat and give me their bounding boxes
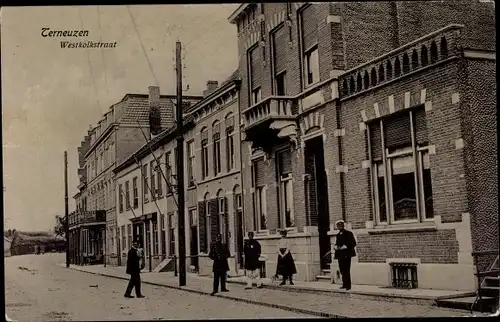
[335,220,345,226]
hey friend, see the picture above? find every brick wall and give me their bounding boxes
[459,58,498,256]
[357,229,459,263]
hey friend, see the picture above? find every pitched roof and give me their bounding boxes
[119,97,175,126]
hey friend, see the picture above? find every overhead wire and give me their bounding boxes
[126,5,160,86]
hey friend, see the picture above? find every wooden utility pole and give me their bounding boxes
[64,151,70,268]
[176,41,187,286]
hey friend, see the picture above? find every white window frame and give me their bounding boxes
[280,174,295,228]
[255,186,267,231]
[218,197,226,241]
[252,87,262,105]
[187,141,195,186]
[304,46,320,87]
[275,70,287,96]
[205,200,211,248]
[370,111,434,226]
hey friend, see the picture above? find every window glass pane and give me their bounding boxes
[376,163,387,222]
[390,155,417,221]
[421,151,434,219]
[285,180,294,227]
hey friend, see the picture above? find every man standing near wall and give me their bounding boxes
[333,220,357,290]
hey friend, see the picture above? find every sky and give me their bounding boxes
[1,4,240,232]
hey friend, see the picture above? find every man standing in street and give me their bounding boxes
[333,220,357,290]
[124,240,145,298]
[244,231,263,290]
[209,233,230,296]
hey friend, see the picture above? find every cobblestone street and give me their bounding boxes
[5,253,481,320]
[4,254,314,321]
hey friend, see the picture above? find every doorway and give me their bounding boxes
[236,210,244,269]
[304,135,330,269]
[190,209,199,270]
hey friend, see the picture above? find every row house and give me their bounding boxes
[113,77,242,276]
[228,1,497,291]
[72,88,202,266]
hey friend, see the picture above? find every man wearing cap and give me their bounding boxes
[209,233,230,295]
[333,220,357,290]
[124,240,145,298]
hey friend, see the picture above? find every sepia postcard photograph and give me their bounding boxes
[1,1,498,321]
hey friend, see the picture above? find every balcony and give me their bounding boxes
[242,96,298,153]
[339,24,464,99]
[69,210,106,229]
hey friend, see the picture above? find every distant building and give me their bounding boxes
[4,237,12,257]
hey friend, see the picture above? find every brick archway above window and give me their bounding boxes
[245,31,261,50]
[299,111,324,136]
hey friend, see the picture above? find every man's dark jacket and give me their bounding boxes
[126,247,141,275]
[243,239,261,270]
[334,230,357,259]
[209,242,230,273]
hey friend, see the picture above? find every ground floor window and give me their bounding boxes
[168,214,175,256]
[127,224,132,251]
[121,226,126,252]
[255,186,267,230]
[153,220,158,255]
[160,214,166,257]
[280,178,295,228]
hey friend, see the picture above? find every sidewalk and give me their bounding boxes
[63,263,483,318]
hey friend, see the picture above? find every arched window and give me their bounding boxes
[225,113,236,171]
[342,79,348,96]
[204,192,211,248]
[402,53,410,74]
[430,41,438,63]
[200,127,209,179]
[217,189,227,242]
[371,68,377,87]
[386,60,393,80]
[440,37,448,59]
[411,49,419,70]
[394,58,401,77]
[363,71,369,89]
[212,121,222,175]
[378,64,385,82]
[421,45,429,66]
[357,73,362,92]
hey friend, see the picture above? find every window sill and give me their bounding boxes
[187,185,196,191]
[367,222,437,235]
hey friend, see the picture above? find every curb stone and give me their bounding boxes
[67,267,345,318]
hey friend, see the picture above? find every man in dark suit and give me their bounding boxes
[243,231,263,289]
[333,220,357,290]
[124,241,145,298]
[209,233,230,296]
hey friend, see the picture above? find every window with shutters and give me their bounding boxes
[187,141,195,187]
[272,24,287,95]
[300,5,319,87]
[369,108,433,225]
[165,152,172,194]
[119,184,124,213]
[133,177,138,208]
[143,164,149,202]
[252,157,267,231]
[156,157,163,197]
[213,121,222,175]
[201,128,209,179]
[225,114,235,171]
[150,161,156,200]
[277,149,294,228]
[168,213,175,256]
[125,181,130,210]
[248,45,262,105]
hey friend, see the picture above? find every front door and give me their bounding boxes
[190,225,199,269]
[305,136,331,269]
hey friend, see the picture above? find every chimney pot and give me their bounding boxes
[148,86,162,137]
[205,80,219,96]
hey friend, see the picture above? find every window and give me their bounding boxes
[145,221,151,258]
[174,147,179,186]
[218,197,226,241]
[110,227,115,253]
[304,47,319,86]
[187,141,195,187]
[168,214,175,256]
[121,226,126,251]
[300,5,319,87]
[272,24,287,95]
[201,128,209,179]
[132,177,138,208]
[165,152,172,194]
[160,214,166,257]
[189,208,197,227]
[143,164,149,202]
[277,149,294,228]
[156,157,163,197]
[256,186,267,230]
[127,224,132,252]
[226,115,235,171]
[153,220,158,255]
[150,161,156,200]
[125,181,130,210]
[119,184,124,213]
[369,108,433,225]
[213,122,222,175]
[205,199,211,246]
[248,46,262,105]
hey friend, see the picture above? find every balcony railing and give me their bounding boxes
[242,96,296,130]
[339,24,464,99]
[69,210,106,227]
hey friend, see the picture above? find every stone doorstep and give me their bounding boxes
[62,264,341,318]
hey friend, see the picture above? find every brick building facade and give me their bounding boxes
[228,1,496,290]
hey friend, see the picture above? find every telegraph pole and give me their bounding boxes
[64,151,70,268]
[176,41,186,286]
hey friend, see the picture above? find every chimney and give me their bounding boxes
[148,86,162,138]
[203,80,219,97]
